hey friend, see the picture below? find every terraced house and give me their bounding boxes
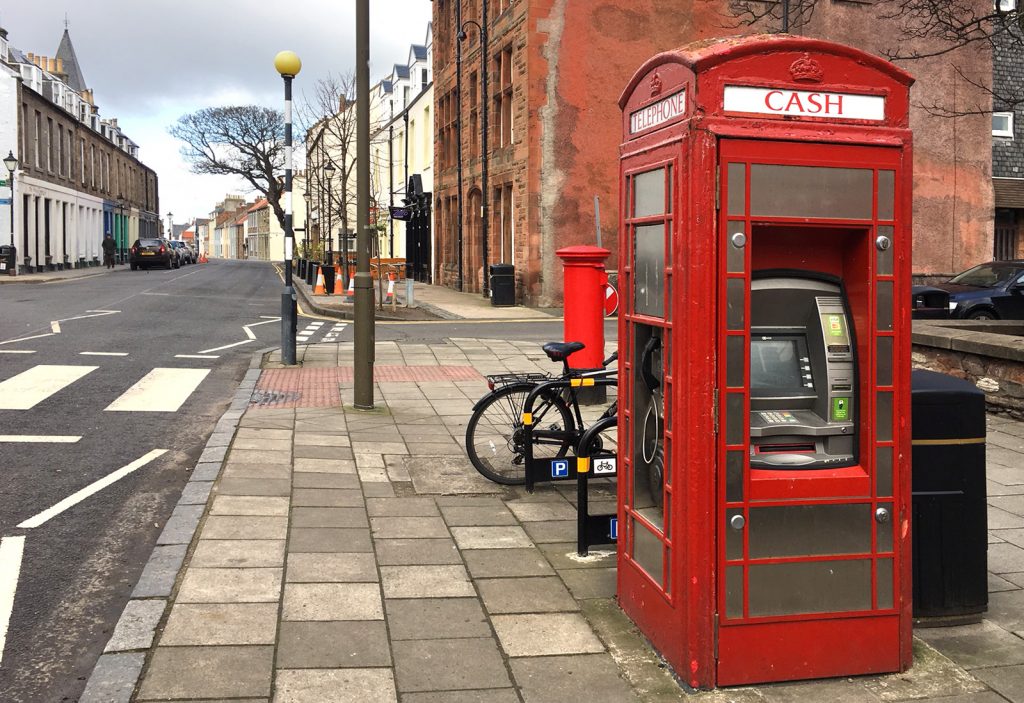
[0,22,159,273]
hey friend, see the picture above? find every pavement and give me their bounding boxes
[76,336,1024,703]
[290,265,560,321]
[0,262,128,283]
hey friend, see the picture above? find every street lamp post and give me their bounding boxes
[275,49,302,366]
[117,193,127,264]
[458,2,490,297]
[354,0,374,408]
[325,160,336,267]
[3,151,17,277]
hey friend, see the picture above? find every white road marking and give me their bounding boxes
[197,339,254,354]
[246,318,280,328]
[243,326,256,340]
[0,435,82,443]
[50,321,61,333]
[0,350,35,355]
[0,365,98,410]
[55,310,121,323]
[80,352,128,357]
[259,315,279,319]
[308,322,324,328]
[0,332,56,346]
[175,354,219,359]
[0,535,26,667]
[17,450,168,529]
[105,368,211,412]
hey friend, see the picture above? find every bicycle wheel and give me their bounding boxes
[465,383,575,485]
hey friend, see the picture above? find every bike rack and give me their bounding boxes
[521,375,619,556]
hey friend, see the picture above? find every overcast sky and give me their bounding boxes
[1,1,432,226]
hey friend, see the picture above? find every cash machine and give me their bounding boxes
[617,36,914,688]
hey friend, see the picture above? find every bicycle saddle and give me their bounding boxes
[542,341,585,361]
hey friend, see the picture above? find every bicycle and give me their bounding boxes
[465,341,618,485]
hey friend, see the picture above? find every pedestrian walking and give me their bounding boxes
[102,234,116,269]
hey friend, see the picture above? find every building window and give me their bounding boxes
[80,138,86,184]
[993,112,1014,138]
[47,118,55,172]
[422,68,429,88]
[34,111,41,168]
[995,0,1017,11]
[494,46,514,148]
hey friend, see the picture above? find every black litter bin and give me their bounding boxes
[911,369,988,624]
[490,263,515,307]
[0,244,15,276]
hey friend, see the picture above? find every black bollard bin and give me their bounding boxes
[911,369,988,625]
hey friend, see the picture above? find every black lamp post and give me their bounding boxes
[116,194,127,264]
[458,3,489,297]
[275,49,301,365]
[325,160,336,266]
[3,151,16,276]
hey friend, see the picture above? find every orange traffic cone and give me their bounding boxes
[313,266,327,295]
[333,265,346,295]
[345,274,355,301]
[384,272,396,305]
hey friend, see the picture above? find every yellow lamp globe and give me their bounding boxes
[274,51,302,77]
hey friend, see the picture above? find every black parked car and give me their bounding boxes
[925,261,1024,320]
[130,238,179,270]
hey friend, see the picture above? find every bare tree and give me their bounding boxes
[170,106,288,230]
[719,0,1023,111]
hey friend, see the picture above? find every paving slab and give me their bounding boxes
[160,602,279,645]
[210,495,290,516]
[559,568,617,600]
[294,432,352,446]
[289,527,374,553]
[293,472,361,489]
[80,653,145,703]
[477,576,579,614]
[137,646,274,700]
[190,540,286,568]
[366,496,441,517]
[385,597,491,640]
[380,564,476,598]
[370,516,450,538]
[292,506,368,528]
[510,653,639,703]
[231,437,292,451]
[392,637,512,693]
[491,613,605,657]
[916,620,1024,669]
[287,552,378,582]
[405,455,503,494]
[274,668,397,703]
[132,544,188,598]
[292,488,365,507]
[450,526,534,550]
[506,501,579,522]
[216,478,292,497]
[201,515,289,540]
[440,504,519,526]
[283,582,384,620]
[401,690,520,703]
[522,520,577,544]
[157,504,205,545]
[229,449,291,464]
[462,548,556,578]
[277,620,391,668]
[295,444,355,460]
[294,457,357,473]
[222,463,292,480]
[177,567,283,603]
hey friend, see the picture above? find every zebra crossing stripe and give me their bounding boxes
[0,365,98,410]
[105,368,211,412]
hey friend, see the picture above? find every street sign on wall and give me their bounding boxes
[0,198,11,206]
[390,206,410,221]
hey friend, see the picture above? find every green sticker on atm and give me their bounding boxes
[832,397,850,421]
[827,315,844,337]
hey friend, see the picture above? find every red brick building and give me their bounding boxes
[432,1,993,305]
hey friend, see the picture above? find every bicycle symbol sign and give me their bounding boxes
[593,457,617,475]
[551,459,570,478]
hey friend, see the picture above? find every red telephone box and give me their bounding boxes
[616,35,913,688]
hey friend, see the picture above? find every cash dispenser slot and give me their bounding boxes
[749,273,858,471]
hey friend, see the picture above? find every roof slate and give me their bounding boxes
[55,29,87,92]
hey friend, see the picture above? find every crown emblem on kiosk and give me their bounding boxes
[650,71,663,97]
[789,53,824,83]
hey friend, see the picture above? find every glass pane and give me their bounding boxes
[877,225,894,276]
[726,565,744,619]
[727,222,746,273]
[749,560,872,616]
[727,278,745,330]
[876,446,893,496]
[726,335,745,388]
[633,520,664,586]
[634,168,665,218]
[877,280,893,331]
[634,224,665,318]
[876,391,893,443]
[877,336,893,387]
[727,163,746,216]
[726,450,744,503]
[877,502,894,552]
[750,165,873,220]
[633,324,664,529]
[749,504,872,558]
[877,558,894,609]
[726,508,744,560]
[666,165,673,214]
[878,170,895,220]
[725,392,745,446]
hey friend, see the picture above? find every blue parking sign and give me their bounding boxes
[551,459,569,478]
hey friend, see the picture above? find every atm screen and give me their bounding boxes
[750,335,813,394]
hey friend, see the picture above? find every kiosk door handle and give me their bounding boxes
[729,514,746,530]
[875,507,891,524]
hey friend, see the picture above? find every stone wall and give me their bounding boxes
[912,321,1024,418]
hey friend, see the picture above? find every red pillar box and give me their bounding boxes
[557,245,610,369]
[617,35,914,689]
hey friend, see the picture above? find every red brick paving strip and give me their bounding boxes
[252,366,482,408]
